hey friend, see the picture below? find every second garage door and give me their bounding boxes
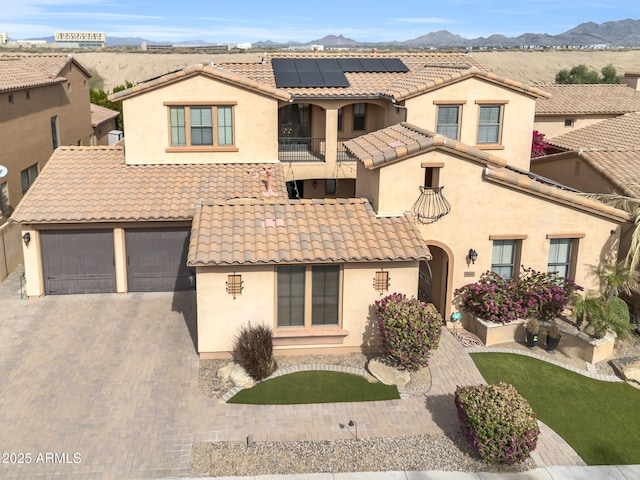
[125,228,194,292]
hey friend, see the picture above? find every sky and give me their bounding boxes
[3,0,640,44]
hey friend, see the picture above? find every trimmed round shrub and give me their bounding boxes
[374,293,442,371]
[233,322,277,381]
[455,382,540,464]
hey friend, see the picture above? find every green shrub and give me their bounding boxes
[374,293,442,371]
[233,323,277,381]
[455,382,540,464]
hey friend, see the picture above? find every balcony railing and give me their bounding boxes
[337,137,356,162]
[278,137,325,162]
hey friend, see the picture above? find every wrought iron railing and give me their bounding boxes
[337,137,355,162]
[278,137,325,162]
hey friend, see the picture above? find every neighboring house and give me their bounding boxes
[534,79,640,139]
[10,53,628,358]
[0,54,92,224]
[531,112,640,198]
[89,103,120,145]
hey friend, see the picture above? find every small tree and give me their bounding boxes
[374,293,442,371]
[555,64,620,84]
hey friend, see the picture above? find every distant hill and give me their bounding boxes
[19,18,640,48]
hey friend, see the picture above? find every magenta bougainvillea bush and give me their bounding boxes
[455,382,540,464]
[454,268,582,324]
[374,293,442,371]
[531,130,551,158]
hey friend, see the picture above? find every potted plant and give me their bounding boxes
[525,318,539,349]
[545,321,561,353]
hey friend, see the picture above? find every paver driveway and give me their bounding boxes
[0,267,583,479]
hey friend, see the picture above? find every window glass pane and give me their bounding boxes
[20,164,38,194]
[312,265,340,326]
[337,108,343,131]
[217,106,233,146]
[277,266,305,327]
[477,105,501,144]
[190,107,213,145]
[437,106,459,139]
[548,238,572,278]
[353,103,366,131]
[0,182,9,216]
[50,116,58,149]
[170,107,186,146]
[491,240,515,279]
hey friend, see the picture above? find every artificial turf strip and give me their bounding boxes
[470,352,640,465]
[227,370,400,404]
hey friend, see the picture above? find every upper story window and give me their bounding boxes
[166,103,236,151]
[51,116,59,150]
[436,105,461,140]
[337,107,343,132]
[547,237,577,279]
[564,118,574,127]
[21,164,38,194]
[353,103,366,131]
[476,102,506,145]
[0,182,9,217]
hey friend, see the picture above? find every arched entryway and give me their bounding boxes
[419,243,452,321]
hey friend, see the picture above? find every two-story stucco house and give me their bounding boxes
[0,54,92,224]
[10,53,628,358]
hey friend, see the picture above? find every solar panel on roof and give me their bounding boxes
[359,58,385,71]
[272,57,408,88]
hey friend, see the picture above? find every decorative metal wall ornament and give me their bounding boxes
[410,186,452,224]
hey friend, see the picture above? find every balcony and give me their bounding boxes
[278,137,325,162]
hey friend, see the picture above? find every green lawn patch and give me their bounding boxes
[471,352,640,465]
[227,370,399,404]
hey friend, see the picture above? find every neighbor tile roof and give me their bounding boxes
[90,103,120,127]
[346,122,628,222]
[537,112,640,198]
[0,54,89,93]
[546,112,640,151]
[111,53,547,103]
[188,198,431,266]
[535,84,640,115]
[10,146,287,224]
[344,122,507,169]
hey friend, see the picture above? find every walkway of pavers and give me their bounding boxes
[0,264,593,479]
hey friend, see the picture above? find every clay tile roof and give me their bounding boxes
[547,112,640,152]
[344,122,507,169]
[0,54,76,92]
[111,53,544,102]
[538,112,640,198]
[90,103,120,127]
[110,63,290,102]
[10,146,287,224]
[187,198,432,265]
[535,84,640,115]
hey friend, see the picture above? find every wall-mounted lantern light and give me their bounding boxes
[22,232,31,247]
[468,248,478,264]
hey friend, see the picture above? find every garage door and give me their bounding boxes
[40,230,116,295]
[125,228,194,292]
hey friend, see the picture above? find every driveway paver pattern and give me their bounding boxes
[0,266,583,479]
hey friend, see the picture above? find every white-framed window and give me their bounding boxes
[167,104,235,149]
[436,105,460,140]
[477,104,503,144]
[0,182,9,217]
[21,164,38,194]
[277,265,341,328]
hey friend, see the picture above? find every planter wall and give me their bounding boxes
[462,313,615,364]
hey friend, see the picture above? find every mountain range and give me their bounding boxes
[25,18,640,49]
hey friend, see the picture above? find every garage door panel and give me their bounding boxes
[40,230,116,295]
[125,228,194,292]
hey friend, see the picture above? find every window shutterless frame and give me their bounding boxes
[164,102,237,152]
